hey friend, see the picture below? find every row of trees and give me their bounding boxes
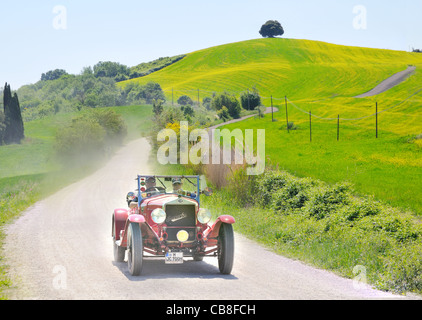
[171,87,262,122]
[18,68,166,121]
[0,83,24,145]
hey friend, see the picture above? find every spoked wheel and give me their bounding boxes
[127,222,143,276]
[113,221,126,262]
[217,223,234,274]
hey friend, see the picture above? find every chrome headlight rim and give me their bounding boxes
[197,208,212,224]
[151,208,166,224]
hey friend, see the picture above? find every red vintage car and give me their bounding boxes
[112,175,235,276]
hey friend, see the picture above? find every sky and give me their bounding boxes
[1,0,421,89]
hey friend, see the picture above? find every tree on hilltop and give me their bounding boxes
[259,20,284,38]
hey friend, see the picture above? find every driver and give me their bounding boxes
[145,176,158,192]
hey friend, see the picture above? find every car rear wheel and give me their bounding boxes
[127,222,143,276]
[217,223,234,274]
[113,220,126,262]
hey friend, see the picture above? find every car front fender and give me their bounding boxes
[204,215,235,240]
[128,214,146,224]
[112,208,129,240]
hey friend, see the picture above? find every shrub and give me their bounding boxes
[177,95,194,106]
[217,106,231,122]
[55,109,127,165]
[305,183,352,220]
[256,170,290,208]
[271,177,314,213]
[211,92,242,119]
[240,88,261,111]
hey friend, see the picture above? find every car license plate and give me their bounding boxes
[165,252,183,264]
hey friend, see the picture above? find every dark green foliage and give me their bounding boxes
[152,99,164,116]
[129,55,186,79]
[93,61,130,81]
[240,88,261,110]
[259,20,284,38]
[0,112,5,145]
[177,95,193,106]
[217,106,231,122]
[41,69,68,81]
[2,83,24,145]
[211,92,242,119]
[181,105,194,117]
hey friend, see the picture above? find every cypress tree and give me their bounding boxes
[3,83,24,144]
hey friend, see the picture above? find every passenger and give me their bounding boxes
[172,178,186,195]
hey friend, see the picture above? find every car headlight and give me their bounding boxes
[151,208,166,224]
[176,230,189,242]
[197,208,211,224]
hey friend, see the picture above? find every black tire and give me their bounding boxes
[113,219,126,262]
[217,223,234,274]
[113,236,126,263]
[127,223,143,276]
[193,254,204,261]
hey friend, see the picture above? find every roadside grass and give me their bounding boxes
[0,105,152,299]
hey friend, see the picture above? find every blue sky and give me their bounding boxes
[1,0,421,89]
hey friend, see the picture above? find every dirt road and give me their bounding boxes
[355,66,416,98]
[3,138,411,300]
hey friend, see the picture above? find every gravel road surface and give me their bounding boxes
[355,66,416,98]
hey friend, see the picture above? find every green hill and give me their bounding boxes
[120,38,422,136]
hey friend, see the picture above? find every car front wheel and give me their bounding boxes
[217,223,234,274]
[127,222,143,276]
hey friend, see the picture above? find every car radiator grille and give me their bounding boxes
[165,204,196,227]
[165,204,196,242]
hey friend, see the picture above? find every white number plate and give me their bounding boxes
[165,252,184,264]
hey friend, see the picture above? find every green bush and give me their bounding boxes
[271,177,314,213]
[55,109,127,165]
[305,183,352,220]
[211,92,242,119]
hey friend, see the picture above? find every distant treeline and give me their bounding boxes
[16,68,166,121]
[13,56,186,121]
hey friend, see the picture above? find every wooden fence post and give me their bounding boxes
[271,96,274,122]
[376,102,378,139]
[309,111,312,142]
[285,96,289,133]
[337,115,340,141]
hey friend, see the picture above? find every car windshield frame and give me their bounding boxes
[136,175,201,206]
